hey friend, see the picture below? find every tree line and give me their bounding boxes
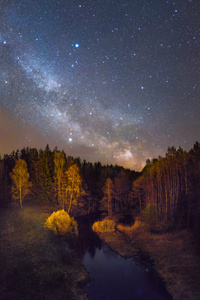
[131,142,200,237]
[0,142,200,238]
[0,145,139,216]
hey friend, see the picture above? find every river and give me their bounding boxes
[73,215,173,300]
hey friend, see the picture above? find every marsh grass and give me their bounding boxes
[0,206,88,300]
[117,219,141,233]
[102,221,200,300]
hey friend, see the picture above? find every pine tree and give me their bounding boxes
[38,145,54,203]
[54,151,66,208]
[101,177,114,217]
[113,171,131,214]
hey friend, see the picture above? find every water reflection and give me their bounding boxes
[71,215,102,259]
[83,245,172,300]
[74,216,172,300]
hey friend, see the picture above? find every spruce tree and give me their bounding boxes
[38,145,54,203]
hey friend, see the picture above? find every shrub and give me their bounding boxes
[92,218,116,233]
[44,210,78,236]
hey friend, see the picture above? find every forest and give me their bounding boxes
[1,142,200,300]
[0,144,138,214]
[0,142,200,240]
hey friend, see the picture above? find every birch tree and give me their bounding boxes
[10,159,31,208]
[65,163,83,214]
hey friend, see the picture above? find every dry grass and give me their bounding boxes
[0,206,88,300]
[143,230,200,300]
[117,219,141,233]
[101,222,200,300]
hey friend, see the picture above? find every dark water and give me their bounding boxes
[74,216,173,300]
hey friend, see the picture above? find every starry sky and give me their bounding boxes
[0,0,199,170]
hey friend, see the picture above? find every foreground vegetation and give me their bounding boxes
[98,220,200,300]
[44,209,78,236]
[92,218,116,233]
[1,142,200,240]
[0,206,88,300]
[1,142,200,299]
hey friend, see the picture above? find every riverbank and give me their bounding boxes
[99,223,200,300]
[0,206,88,300]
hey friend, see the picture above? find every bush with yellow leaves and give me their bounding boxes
[92,218,116,233]
[44,210,78,236]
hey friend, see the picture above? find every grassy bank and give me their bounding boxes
[99,223,200,300]
[0,206,88,300]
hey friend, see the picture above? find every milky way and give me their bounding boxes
[0,0,199,170]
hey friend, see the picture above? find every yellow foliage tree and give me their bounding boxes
[65,163,83,213]
[44,210,78,236]
[10,159,32,208]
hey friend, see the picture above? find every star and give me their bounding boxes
[0,0,199,171]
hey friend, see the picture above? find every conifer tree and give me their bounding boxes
[38,145,54,203]
[101,177,114,217]
[114,171,131,213]
[54,151,66,208]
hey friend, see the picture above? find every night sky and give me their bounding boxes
[0,1,199,170]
